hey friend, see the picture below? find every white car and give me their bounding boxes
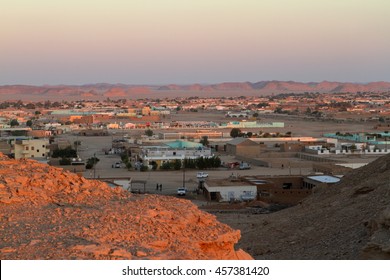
[196,172,209,179]
[239,162,251,170]
[177,188,187,196]
[112,162,121,168]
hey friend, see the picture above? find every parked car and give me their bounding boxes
[196,172,209,179]
[112,162,121,168]
[239,162,251,170]
[177,188,187,196]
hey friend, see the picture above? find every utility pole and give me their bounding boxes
[93,152,96,179]
[182,159,186,189]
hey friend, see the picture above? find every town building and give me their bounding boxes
[226,138,264,157]
[203,179,257,202]
[139,140,212,168]
[12,139,50,160]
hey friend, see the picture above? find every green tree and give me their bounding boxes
[145,129,153,137]
[86,156,100,169]
[196,157,206,170]
[26,120,33,127]
[173,159,182,170]
[126,162,132,170]
[10,119,19,127]
[150,161,157,170]
[160,162,171,170]
[121,153,129,163]
[199,136,209,146]
[183,158,196,169]
[52,147,77,158]
[230,128,242,138]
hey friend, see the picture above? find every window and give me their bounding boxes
[25,147,29,150]
[31,146,34,151]
[42,145,45,148]
[42,154,45,157]
[37,149,40,152]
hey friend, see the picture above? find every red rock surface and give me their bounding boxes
[0,154,252,260]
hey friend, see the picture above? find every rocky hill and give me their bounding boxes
[0,154,251,260]
[217,153,390,259]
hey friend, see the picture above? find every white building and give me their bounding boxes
[203,179,257,202]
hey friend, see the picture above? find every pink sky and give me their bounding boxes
[1,0,389,85]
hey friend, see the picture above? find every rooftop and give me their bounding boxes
[205,179,254,187]
[307,175,341,184]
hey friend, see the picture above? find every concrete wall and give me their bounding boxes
[205,185,257,202]
[258,188,312,205]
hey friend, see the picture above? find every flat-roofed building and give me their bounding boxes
[140,141,212,169]
[303,175,341,189]
[12,139,50,160]
[203,179,257,202]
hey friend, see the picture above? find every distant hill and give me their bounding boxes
[158,81,390,93]
[0,81,389,100]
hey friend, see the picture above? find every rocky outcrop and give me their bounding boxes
[361,206,390,259]
[217,153,390,259]
[0,154,251,260]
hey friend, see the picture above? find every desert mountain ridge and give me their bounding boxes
[0,80,389,100]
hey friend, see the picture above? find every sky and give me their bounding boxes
[1,0,390,85]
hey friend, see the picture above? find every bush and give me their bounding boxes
[173,159,182,170]
[126,162,132,170]
[160,162,172,170]
[140,165,148,172]
[121,153,129,163]
[85,163,93,169]
[145,129,153,137]
[86,156,100,167]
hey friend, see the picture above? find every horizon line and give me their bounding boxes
[1,80,390,87]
